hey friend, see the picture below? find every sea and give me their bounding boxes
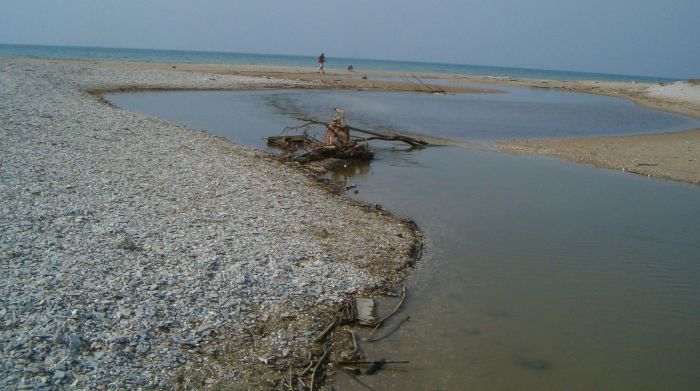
[0,43,679,83]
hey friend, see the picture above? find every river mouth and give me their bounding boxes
[107,88,700,390]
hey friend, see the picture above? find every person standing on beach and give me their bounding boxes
[318,53,326,73]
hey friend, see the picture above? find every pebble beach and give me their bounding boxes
[0,58,419,389]
[2,56,698,390]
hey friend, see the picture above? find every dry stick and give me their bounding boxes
[412,74,437,93]
[411,74,446,94]
[310,347,331,391]
[399,73,429,92]
[400,74,426,92]
[355,135,425,148]
[298,360,314,377]
[315,319,337,343]
[346,125,427,147]
[401,73,443,94]
[297,351,314,381]
[368,286,407,338]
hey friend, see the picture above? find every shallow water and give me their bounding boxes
[109,89,699,143]
[108,89,700,390]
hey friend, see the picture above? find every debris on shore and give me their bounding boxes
[268,108,428,174]
[278,286,412,390]
[1,58,421,390]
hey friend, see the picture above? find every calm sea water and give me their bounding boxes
[108,89,700,390]
[0,43,679,83]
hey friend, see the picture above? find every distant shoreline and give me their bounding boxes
[0,43,683,83]
[14,56,700,186]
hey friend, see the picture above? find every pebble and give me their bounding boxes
[66,334,82,352]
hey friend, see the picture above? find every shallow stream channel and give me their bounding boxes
[108,86,700,390]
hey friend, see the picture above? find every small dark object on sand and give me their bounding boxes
[365,359,387,375]
[519,358,552,371]
[342,367,362,375]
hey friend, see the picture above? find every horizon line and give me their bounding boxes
[0,41,685,81]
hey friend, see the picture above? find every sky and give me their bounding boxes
[1,0,698,79]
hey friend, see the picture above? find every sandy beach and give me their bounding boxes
[487,79,700,185]
[497,128,700,185]
[2,56,699,389]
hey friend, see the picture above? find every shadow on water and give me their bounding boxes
[107,88,700,391]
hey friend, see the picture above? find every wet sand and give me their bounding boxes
[497,128,700,185]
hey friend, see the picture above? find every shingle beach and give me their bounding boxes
[0,58,419,389]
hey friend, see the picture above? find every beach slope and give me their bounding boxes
[0,58,418,389]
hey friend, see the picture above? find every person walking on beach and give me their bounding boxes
[318,53,326,73]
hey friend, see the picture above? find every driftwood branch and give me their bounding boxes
[359,135,424,147]
[367,316,410,342]
[298,360,314,377]
[310,346,331,391]
[410,74,446,94]
[315,319,337,343]
[368,286,407,337]
[290,116,428,147]
[270,108,428,170]
[348,126,427,147]
[400,74,447,94]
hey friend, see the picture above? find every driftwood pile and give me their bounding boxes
[282,286,410,390]
[268,108,427,171]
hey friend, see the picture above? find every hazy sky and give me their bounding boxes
[1,0,698,78]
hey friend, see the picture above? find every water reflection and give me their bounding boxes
[327,159,372,182]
